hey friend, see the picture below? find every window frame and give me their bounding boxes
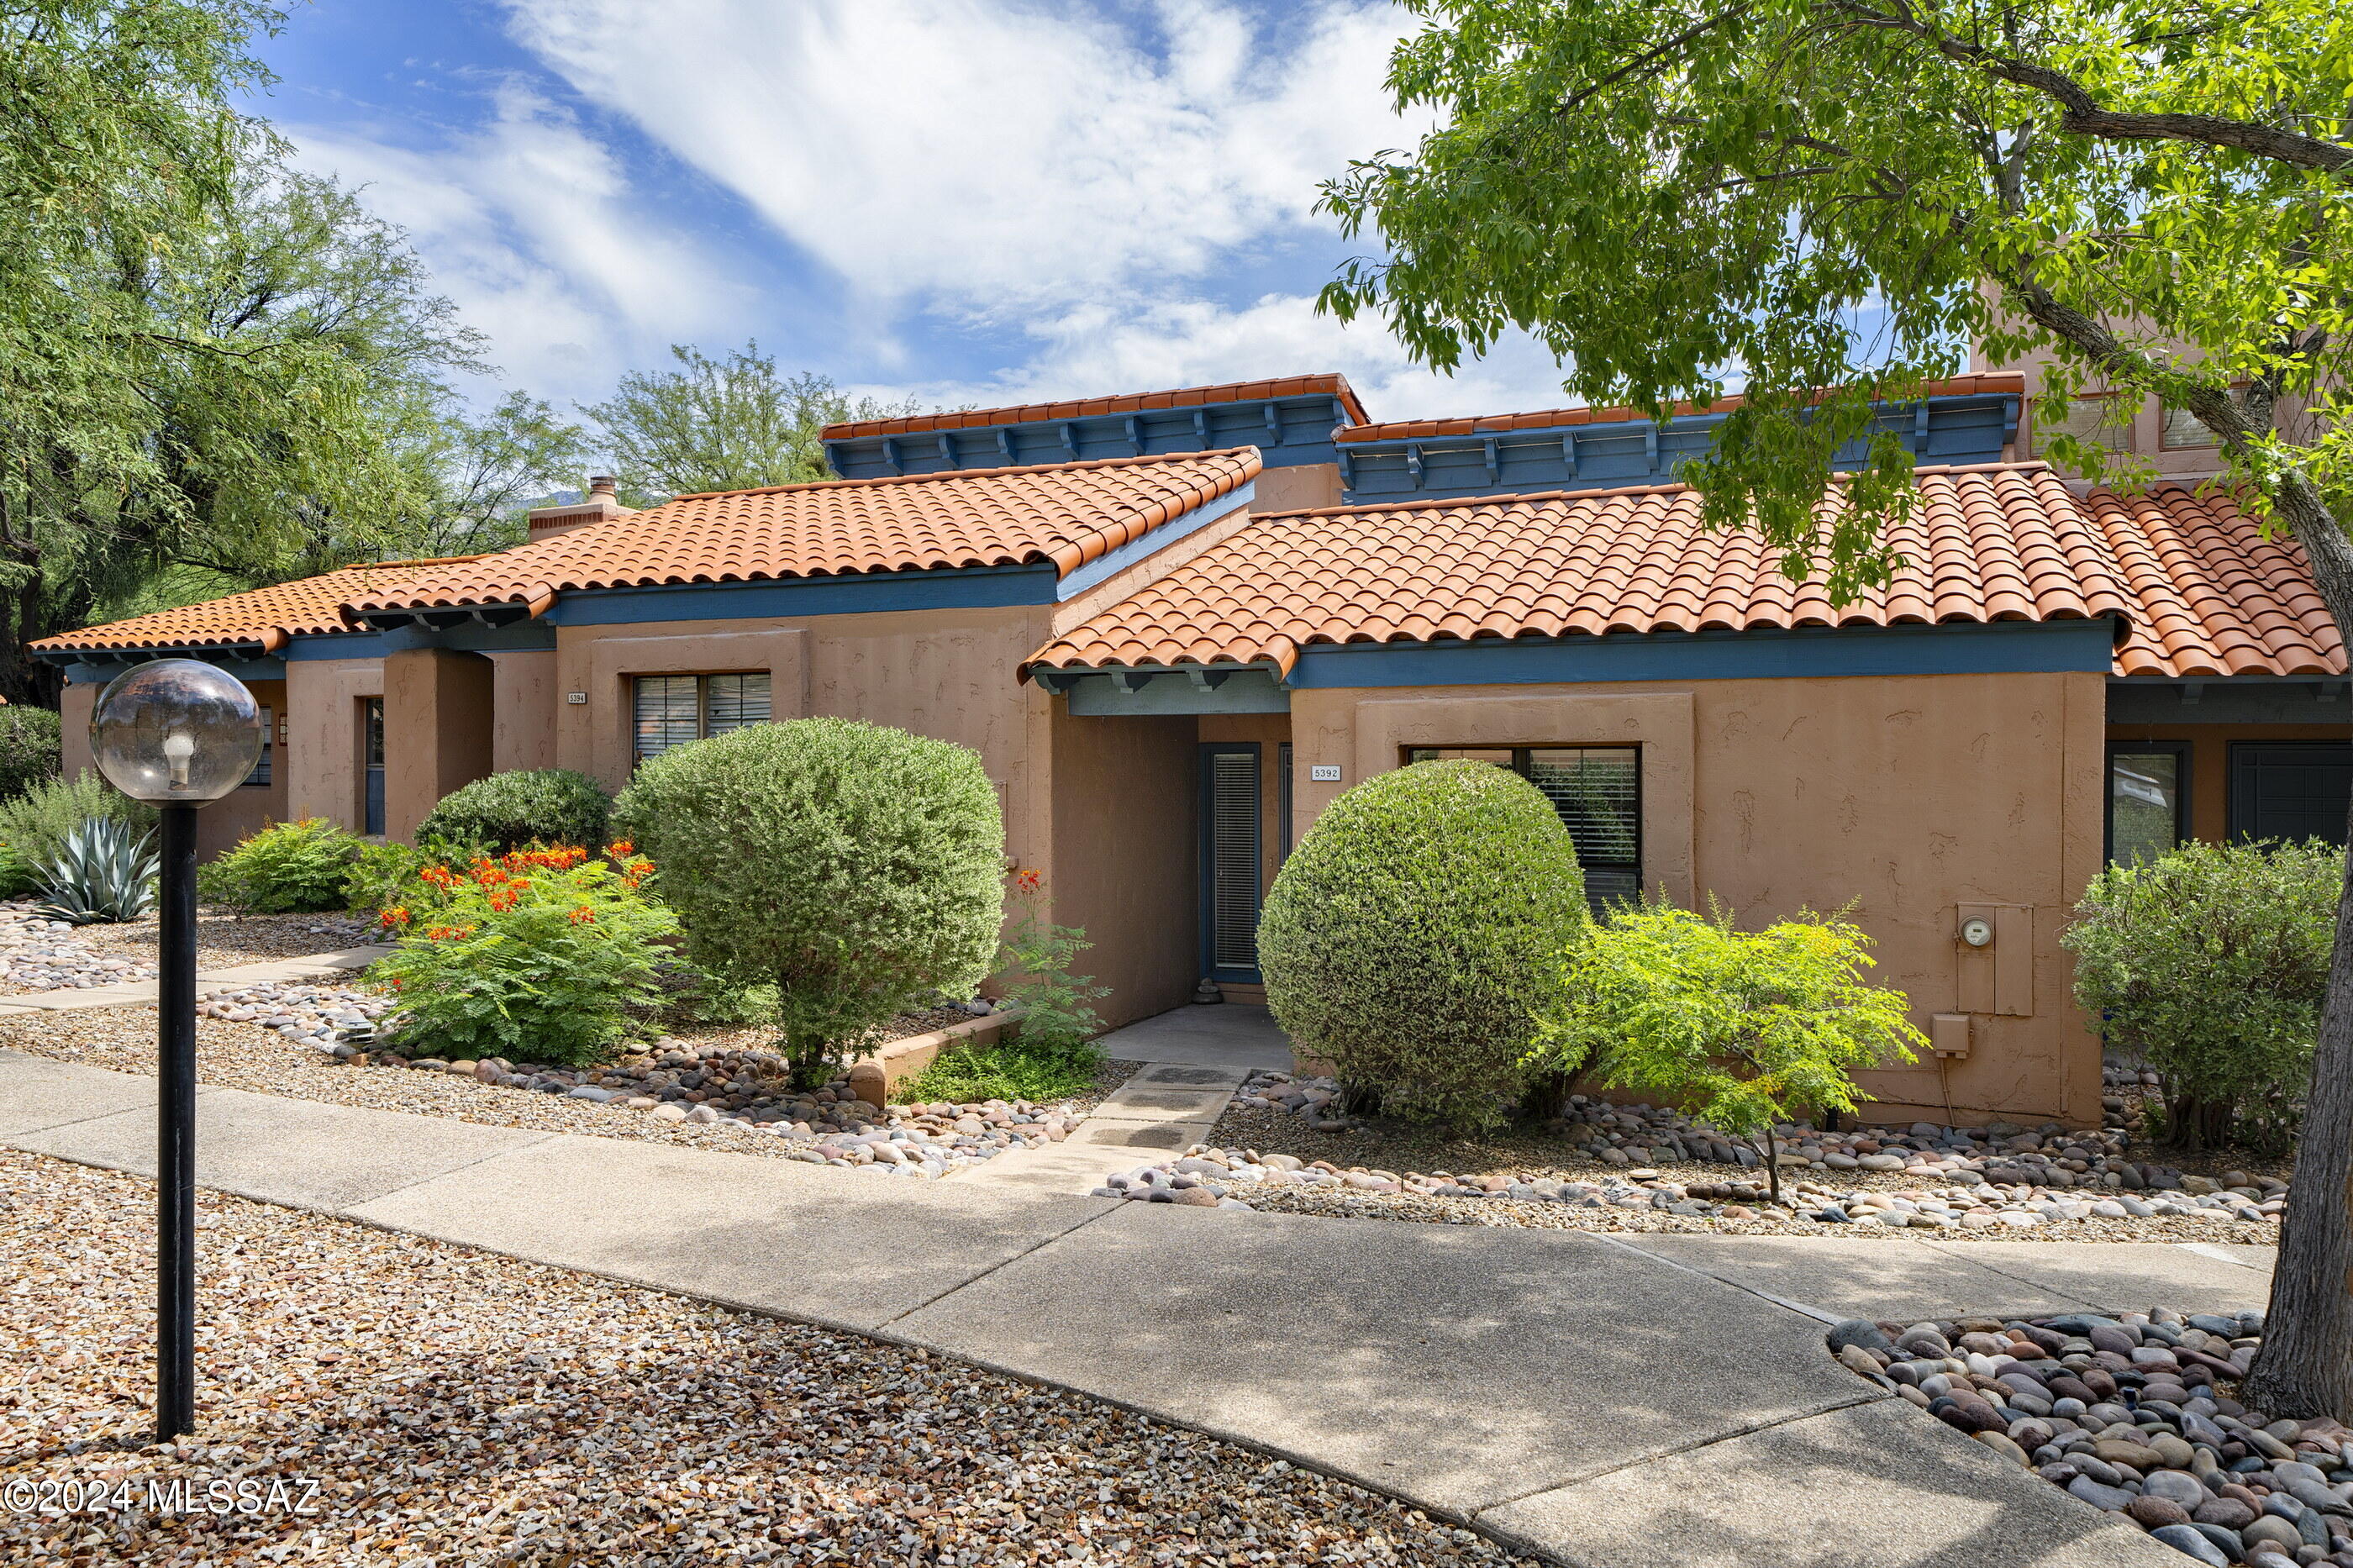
[2032,390,2135,458]
[2159,382,2247,452]
[2104,740,2191,864]
[242,704,274,787]
[1403,745,1642,910]
[630,670,774,764]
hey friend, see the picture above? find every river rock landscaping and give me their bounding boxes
[0,902,158,992]
[1827,1308,2350,1567]
[1100,1068,2283,1241]
[0,1147,1531,1567]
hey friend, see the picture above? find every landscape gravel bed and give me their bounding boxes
[0,1148,1530,1567]
[1104,1069,2282,1242]
[0,902,159,994]
[73,909,378,973]
[0,1001,1134,1177]
[1828,1307,2344,1567]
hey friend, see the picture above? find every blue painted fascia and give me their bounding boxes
[1064,668,1291,714]
[1336,393,2019,504]
[284,632,392,662]
[1286,617,2118,688]
[541,564,1059,627]
[823,392,1353,480]
[64,653,288,685]
[1055,482,1254,602]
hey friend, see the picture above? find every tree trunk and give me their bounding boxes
[1759,1129,1782,1208]
[2243,474,2353,1421]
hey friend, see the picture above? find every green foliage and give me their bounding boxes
[373,848,676,1066]
[998,872,1108,1066]
[612,718,1006,1090]
[34,818,159,925]
[343,839,432,919]
[1257,760,1589,1130]
[0,843,32,899]
[1536,901,1924,1205]
[0,771,156,869]
[0,708,61,802]
[2065,839,2337,1153]
[418,769,613,855]
[197,817,363,914]
[1319,0,2353,598]
[903,1038,1099,1106]
[582,340,924,502]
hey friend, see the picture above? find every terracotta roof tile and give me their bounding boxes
[1334,373,2026,444]
[345,450,1263,615]
[2090,483,2345,678]
[33,559,486,654]
[821,376,1368,441]
[1023,464,2133,678]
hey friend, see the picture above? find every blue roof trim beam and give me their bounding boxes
[1336,392,2020,504]
[541,564,1060,628]
[1055,481,1255,603]
[824,390,1353,479]
[1284,617,2116,688]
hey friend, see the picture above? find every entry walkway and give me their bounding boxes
[0,944,388,1015]
[0,1045,2261,1568]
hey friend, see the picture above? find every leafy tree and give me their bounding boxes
[1537,903,1924,1208]
[1321,0,2353,1418]
[582,340,922,502]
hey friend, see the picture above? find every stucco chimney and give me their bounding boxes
[527,474,633,540]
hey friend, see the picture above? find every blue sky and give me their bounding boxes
[252,0,1572,426]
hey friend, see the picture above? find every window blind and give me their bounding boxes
[1208,750,1261,971]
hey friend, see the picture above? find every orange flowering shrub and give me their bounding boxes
[374,845,677,1065]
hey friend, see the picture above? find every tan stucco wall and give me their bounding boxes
[384,648,495,843]
[60,683,94,784]
[1255,461,1345,513]
[1290,669,2109,1126]
[2105,721,2353,845]
[489,650,559,774]
[1045,707,1199,1024]
[195,677,288,860]
[284,658,381,834]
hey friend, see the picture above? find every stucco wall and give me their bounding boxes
[1254,462,1345,513]
[1046,707,1199,1025]
[489,650,559,774]
[1289,669,2109,1125]
[195,677,289,860]
[283,658,382,834]
[384,648,495,842]
[60,683,94,784]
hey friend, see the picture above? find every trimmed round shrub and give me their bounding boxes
[2066,838,2339,1153]
[612,718,1005,1087]
[198,817,365,913]
[418,768,611,854]
[0,706,61,802]
[1257,759,1589,1129]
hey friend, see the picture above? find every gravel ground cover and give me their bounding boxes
[0,1149,1531,1567]
[0,1002,1140,1176]
[1098,1068,2282,1244]
[76,910,378,973]
[0,903,159,994]
[1828,1308,2346,1567]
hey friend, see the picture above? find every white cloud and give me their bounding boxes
[503,0,1419,313]
[281,82,751,397]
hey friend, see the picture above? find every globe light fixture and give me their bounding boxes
[89,659,262,1441]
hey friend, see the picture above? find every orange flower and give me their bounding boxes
[381,907,413,926]
[606,839,634,859]
[568,907,596,925]
[488,890,519,913]
[1011,868,1044,894]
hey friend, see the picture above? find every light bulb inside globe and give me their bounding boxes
[161,730,196,791]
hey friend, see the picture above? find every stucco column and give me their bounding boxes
[59,681,96,782]
[385,647,496,842]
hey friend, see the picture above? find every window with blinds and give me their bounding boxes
[632,671,774,762]
[243,706,273,787]
[1200,745,1262,980]
[1408,746,1641,913]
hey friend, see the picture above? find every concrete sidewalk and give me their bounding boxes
[0,1046,2265,1568]
[0,943,388,1015]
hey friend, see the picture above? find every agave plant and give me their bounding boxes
[34,818,160,925]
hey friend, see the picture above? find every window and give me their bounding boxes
[2230,742,2353,848]
[243,705,273,787]
[2161,403,2221,451]
[2033,393,2134,457]
[632,671,773,762]
[362,697,385,836]
[1408,746,1640,912]
[2107,744,2187,864]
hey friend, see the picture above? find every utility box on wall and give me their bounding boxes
[1955,902,2034,1016]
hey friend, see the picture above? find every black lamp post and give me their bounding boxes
[89,659,262,1441]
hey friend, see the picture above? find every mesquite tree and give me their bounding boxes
[1322,0,2353,1414]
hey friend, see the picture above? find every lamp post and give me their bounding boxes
[89,660,262,1441]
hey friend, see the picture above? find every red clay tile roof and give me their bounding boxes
[33,559,487,654]
[345,450,1265,615]
[1024,463,2132,679]
[1334,373,2027,445]
[2091,482,2345,678]
[821,376,1369,442]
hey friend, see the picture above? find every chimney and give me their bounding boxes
[527,474,632,540]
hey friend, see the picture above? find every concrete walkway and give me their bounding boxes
[0,1044,2271,1568]
[0,944,388,1015]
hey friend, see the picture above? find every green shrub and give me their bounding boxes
[2065,839,2338,1153]
[998,868,1107,1066]
[1535,900,1925,1206]
[613,718,1005,1089]
[33,818,159,925]
[1256,759,1589,1130]
[903,1037,1098,1104]
[417,768,611,855]
[0,771,156,869]
[373,845,677,1065]
[198,817,365,914]
[0,842,32,899]
[341,835,492,918]
[0,707,61,801]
